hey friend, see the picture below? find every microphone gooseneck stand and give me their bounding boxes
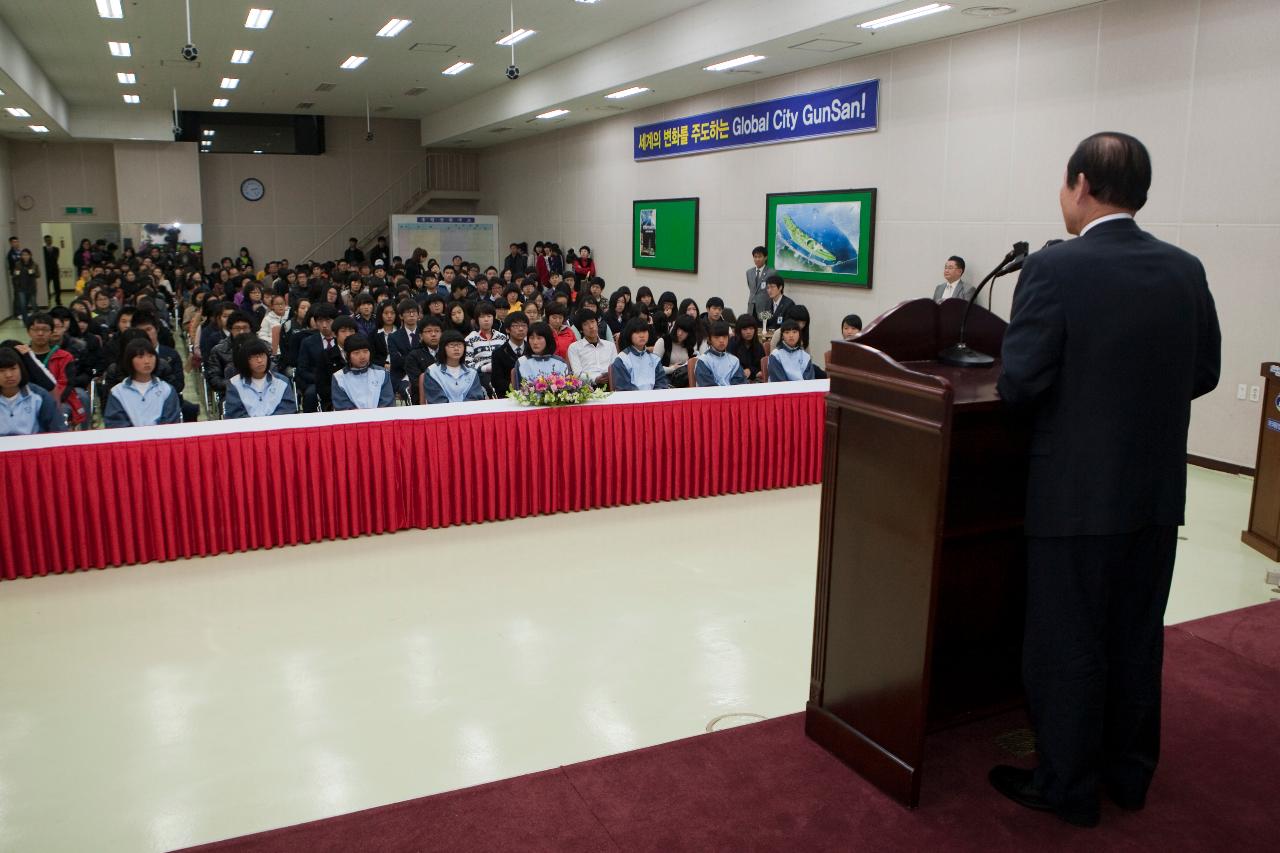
[937,241,1028,368]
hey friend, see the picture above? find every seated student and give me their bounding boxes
[464,302,507,394]
[224,338,297,418]
[422,330,486,404]
[404,317,444,404]
[768,320,816,382]
[545,303,577,359]
[567,310,617,388]
[728,314,766,382]
[296,306,347,412]
[653,315,698,387]
[695,321,745,387]
[331,335,394,411]
[490,311,528,399]
[841,313,863,340]
[387,299,422,396]
[103,339,183,427]
[0,346,64,435]
[610,318,670,392]
[204,311,254,397]
[515,322,571,386]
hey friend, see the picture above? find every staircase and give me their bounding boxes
[302,149,481,262]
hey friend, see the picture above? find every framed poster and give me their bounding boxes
[632,197,699,273]
[765,188,876,288]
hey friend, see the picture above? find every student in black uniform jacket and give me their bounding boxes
[490,311,528,398]
[404,318,444,404]
[991,133,1221,828]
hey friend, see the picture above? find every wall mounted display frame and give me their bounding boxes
[765,188,876,289]
[632,197,699,273]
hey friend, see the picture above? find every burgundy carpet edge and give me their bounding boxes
[175,603,1280,853]
[1170,599,1280,671]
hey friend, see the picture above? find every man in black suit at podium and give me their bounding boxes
[992,133,1221,827]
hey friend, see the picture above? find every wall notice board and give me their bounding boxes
[632,197,699,273]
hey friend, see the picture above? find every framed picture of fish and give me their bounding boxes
[764,188,876,288]
[632,197,699,273]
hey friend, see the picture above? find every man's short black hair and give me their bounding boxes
[25,312,53,330]
[705,296,724,310]
[332,316,358,334]
[130,310,159,329]
[545,302,567,319]
[474,301,496,317]
[397,299,419,315]
[505,311,529,328]
[574,310,598,330]
[1066,131,1151,211]
[227,311,254,331]
[708,320,731,338]
[765,274,785,291]
[948,256,966,272]
[752,246,767,257]
[422,315,446,330]
[310,303,338,321]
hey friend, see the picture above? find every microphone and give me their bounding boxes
[999,239,1061,276]
[938,240,1031,368]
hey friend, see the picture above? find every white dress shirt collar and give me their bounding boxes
[1080,212,1134,236]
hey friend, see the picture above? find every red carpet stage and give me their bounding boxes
[179,601,1280,853]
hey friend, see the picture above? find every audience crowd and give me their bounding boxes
[2,235,865,434]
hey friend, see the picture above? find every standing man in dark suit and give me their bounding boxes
[745,245,774,319]
[991,133,1220,827]
[42,236,61,307]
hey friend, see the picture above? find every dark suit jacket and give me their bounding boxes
[387,328,418,391]
[763,295,795,331]
[997,218,1220,537]
[490,340,526,398]
[297,334,346,405]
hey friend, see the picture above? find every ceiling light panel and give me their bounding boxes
[376,18,412,38]
[231,49,254,64]
[96,0,124,19]
[116,72,136,84]
[6,107,31,117]
[30,125,49,133]
[203,129,215,136]
[536,108,569,119]
[442,61,474,76]
[122,94,140,104]
[108,41,131,57]
[340,55,367,70]
[496,29,536,47]
[220,78,240,89]
[212,98,229,108]
[605,86,650,99]
[859,3,952,29]
[245,8,273,29]
[704,54,765,71]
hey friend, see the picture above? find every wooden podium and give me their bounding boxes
[806,297,1030,807]
[1242,362,1280,561]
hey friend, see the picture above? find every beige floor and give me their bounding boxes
[0,471,1274,853]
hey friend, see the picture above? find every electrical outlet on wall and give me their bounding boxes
[1237,384,1247,400]
[1250,385,1261,402]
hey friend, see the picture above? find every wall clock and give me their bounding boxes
[240,178,265,202]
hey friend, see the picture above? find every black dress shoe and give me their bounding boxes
[1106,787,1146,812]
[988,765,1100,828]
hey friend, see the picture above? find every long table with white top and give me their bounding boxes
[0,381,828,579]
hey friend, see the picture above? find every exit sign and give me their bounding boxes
[63,206,94,215]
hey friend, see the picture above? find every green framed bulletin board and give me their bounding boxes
[632,197,699,273]
[765,188,876,288]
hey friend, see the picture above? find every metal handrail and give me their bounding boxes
[300,152,479,262]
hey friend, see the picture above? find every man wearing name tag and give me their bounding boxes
[745,245,774,319]
[992,132,1220,827]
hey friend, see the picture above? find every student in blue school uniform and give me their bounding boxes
[694,321,746,387]
[514,322,571,387]
[767,319,816,382]
[610,317,670,392]
[330,335,395,411]
[103,338,183,427]
[422,330,486,404]
[0,345,65,435]
[223,337,297,418]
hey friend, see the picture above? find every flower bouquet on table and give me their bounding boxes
[508,372,609,407]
